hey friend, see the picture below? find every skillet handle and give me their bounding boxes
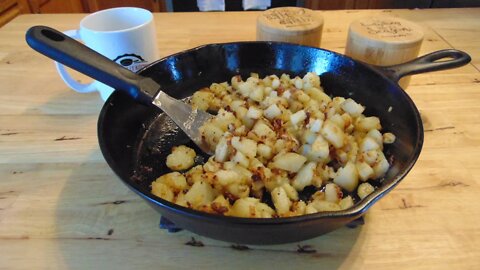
[378,49,471,83]
[25,25,159,105]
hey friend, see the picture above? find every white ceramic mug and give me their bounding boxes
[55,7,159,101]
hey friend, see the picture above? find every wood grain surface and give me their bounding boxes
[0,8,479,270]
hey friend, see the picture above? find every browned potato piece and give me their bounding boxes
[166,145,196,171]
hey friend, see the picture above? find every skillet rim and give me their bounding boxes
[98,41,424,225]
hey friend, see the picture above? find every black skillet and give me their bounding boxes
[26,26,471,245]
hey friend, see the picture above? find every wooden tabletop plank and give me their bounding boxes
[0,8,479,270]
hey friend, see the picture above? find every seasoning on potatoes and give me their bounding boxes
[151,72,395,218]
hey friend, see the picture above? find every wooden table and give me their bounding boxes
[1,8,479,270]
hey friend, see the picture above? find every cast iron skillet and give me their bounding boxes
[27,27,471,245]
[98,44,470,244]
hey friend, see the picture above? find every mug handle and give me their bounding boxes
[54,30,97,93]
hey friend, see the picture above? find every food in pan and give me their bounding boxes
[151,72,395,218]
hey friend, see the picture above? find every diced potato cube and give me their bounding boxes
[310,200,341,212]
[355,116,381,132]
[271,186,292,215]
[249,157,264,170]
[341,98,365,117]
[155,172,188,192]
[229,198,274,218]
[213,109,240,131]
[215,136,230,162]
[289,100,304,114]
[231,75,242,89]
[231,165,252,183]
[237,81,254,97]
[264,103,282,120]
[151,182,174,202]
[305,87,331,104]
[228,197,258,218]
[234,125,247,136]
[241,114,256,130]
[166,145,196,171]
[291,200,307,216]
[226,183,250,199]
[305,204,318,214]
[290,110,307,126]
[357,182,375,199]
[329,114,345,129]
[325,183,342,203]
[331,97,346,111]
[231,136,257,158]
[310,134,330,161]
[191,90,214,111]
[257,143,273,160]
[383,132,396,144]
[362,150,379,165]
[255,202,275,218]
[296,91,310,104]
[346,140,359,162]
[336,149,348,164]
[264,86,273,96]
[250,86,264,102]
[293,77,304,90]
[281,183,299,201]
[367,129,383,146]
[184,181,217,208]
[252,120,275,139]
[292,162,316,190]
[272,152,307,173]
[214,170,240,186]
[246,106,263,119]
[302,72,321,90]
[311,190,325,201]
[339,196,354,210]
[271,78,280,89]
[356,161,374,181]
[209,83,227,96]
[321,120,345,148]
[203,156,221,173]
[308,118,323,133]
[280,73,291,84]
[333,162,359,192]
[200,122,224,150]
[373,152,390,179]
[282,90,292,99]
[342,113,353,132]
[264,171,289,191]
[230,100,245,111]
[175,191,188,207]
[232,150,249,168]
[302,130,317,144]
[360,136,380,152]
[210,195,230,214]
[185,165,204,185]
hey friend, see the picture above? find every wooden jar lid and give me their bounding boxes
[346,16,424,65]
[256,7,323,47]
[345,16,424,88]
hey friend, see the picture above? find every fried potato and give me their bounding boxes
[151,72,394,217]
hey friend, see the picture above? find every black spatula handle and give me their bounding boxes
[25,25,159,104]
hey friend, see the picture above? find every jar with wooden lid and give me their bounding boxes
[345,16,424,88]
[256,7,324,47]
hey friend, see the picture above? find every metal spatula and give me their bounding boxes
[26,25,214,155]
